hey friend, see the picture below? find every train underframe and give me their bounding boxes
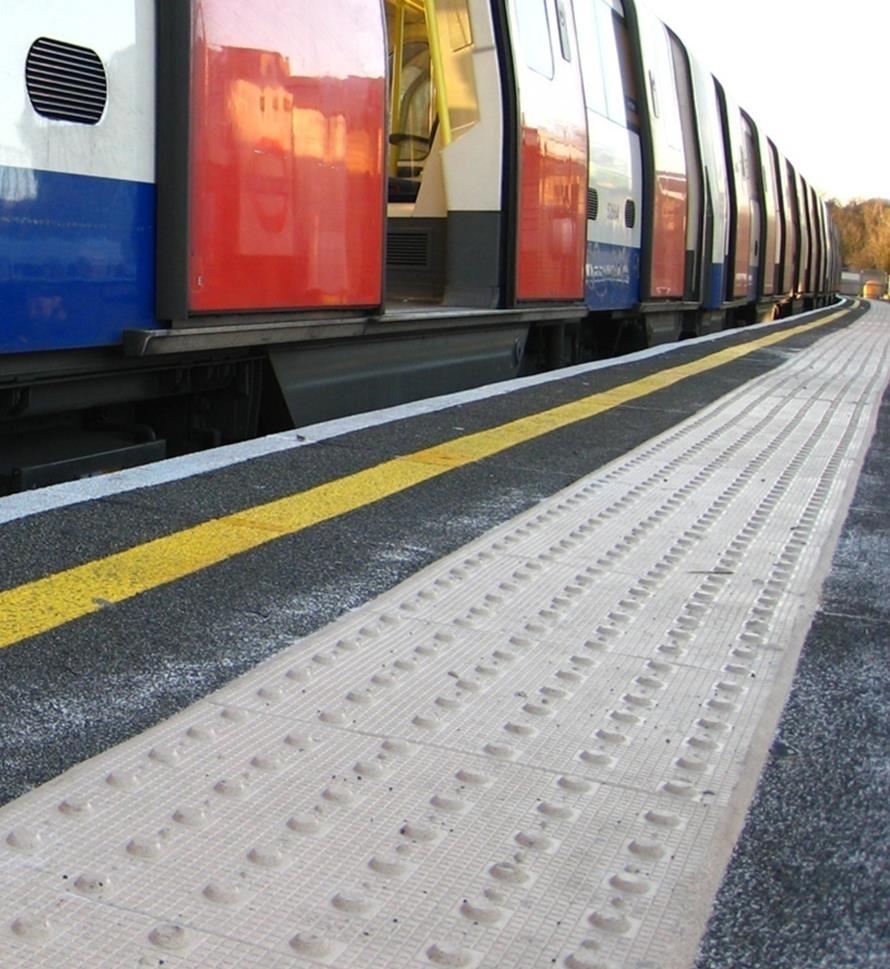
[0,292,838,496]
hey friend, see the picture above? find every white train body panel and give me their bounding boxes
[0,1,154,182]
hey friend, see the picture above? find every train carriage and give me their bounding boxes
[0,0,840,493]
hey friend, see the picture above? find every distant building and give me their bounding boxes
[840,269,888,299]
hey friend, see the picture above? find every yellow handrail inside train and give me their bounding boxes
[423,0,452,145]
[389,1,405,176]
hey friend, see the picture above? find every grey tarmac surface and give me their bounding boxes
[0,303,867,809]
[695,352,890,968]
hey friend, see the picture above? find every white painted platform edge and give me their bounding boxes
[0,300,849,524]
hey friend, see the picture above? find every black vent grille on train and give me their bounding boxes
[26,37,108,125]
[387,231,430,268]
[587,188,599,221]
[624,198,636,229]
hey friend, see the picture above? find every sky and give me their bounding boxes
[641,0,890,202]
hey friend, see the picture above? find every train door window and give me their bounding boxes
[594,1,625,123]
[578,0,625,124]
[610,7,639,130]
[576,0,607,116]
[741,118,757,193]
[555,0,572,61]
[650,23,682,151]
[515,0,554,78]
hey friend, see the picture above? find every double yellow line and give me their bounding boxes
[0,307,852,649]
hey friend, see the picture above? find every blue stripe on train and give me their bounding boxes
[704,262,726,309]
[585,240,640,311]
[0,165,157,353]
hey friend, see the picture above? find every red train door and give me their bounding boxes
[156,0,387,319]
[505,0,587,301]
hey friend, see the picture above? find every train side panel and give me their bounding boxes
[0,1,157,353]
[753,120,780,298]
[778,152,800,296]
[668,30,703,301]
[508,0,587,301]
[818,196,830,296]
[771,142,794,297]
[806,182,822,298]
[575,0,641,311]
[794,170,811,295]
[631,1,688,299]
[719,88,760,301]
[689,59,729,310]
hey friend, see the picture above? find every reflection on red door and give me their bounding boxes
[650,172,687,297]
[189,0,386,313]
[516,124,587,300]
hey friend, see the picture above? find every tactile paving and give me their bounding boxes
[2,304,888,969]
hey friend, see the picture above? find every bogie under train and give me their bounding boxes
[0,0,840,493]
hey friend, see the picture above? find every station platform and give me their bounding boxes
[0,299,887,969]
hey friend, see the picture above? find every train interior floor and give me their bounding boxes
[0,299,887,968]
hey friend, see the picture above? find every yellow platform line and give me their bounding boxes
[0,308,852,649]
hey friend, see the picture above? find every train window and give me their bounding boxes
[648,21,683,151]
[25,37,107,125]
[576,0,607,115]
[611,10,639,130]
[515,0,554,78]
[594,0,625,123]
[577,0,626,124]
[555,0,572,62]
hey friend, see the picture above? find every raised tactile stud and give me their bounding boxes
[290,932,332,958]
[247,845,284,867]
[608,869,651,894]
[287,812,326,835]
[6,827,41,852]
[331,889,372,914]
[126,835,163,859]
[202,880,241,904]
[213,778,246,798]
[558,775,593,793]
[58,797,93,818]
[106,768,140,790]
[643,809,681,828]
[369,851,408,877]
[430,793,466,813]
[148,746,181,767]
[514,830,555,852]
[10,915,51,941]
[426,941,475,966]
[628,838,665,859]
[489,860,530,884]
[148,923,188,950]
[564,939,614,969]
[74,872,110,897]
[587,910,631,934]
[460,896,504,924]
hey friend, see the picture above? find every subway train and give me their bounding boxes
[0,0,841,493]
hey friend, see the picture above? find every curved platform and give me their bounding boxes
[0,301,887,968]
